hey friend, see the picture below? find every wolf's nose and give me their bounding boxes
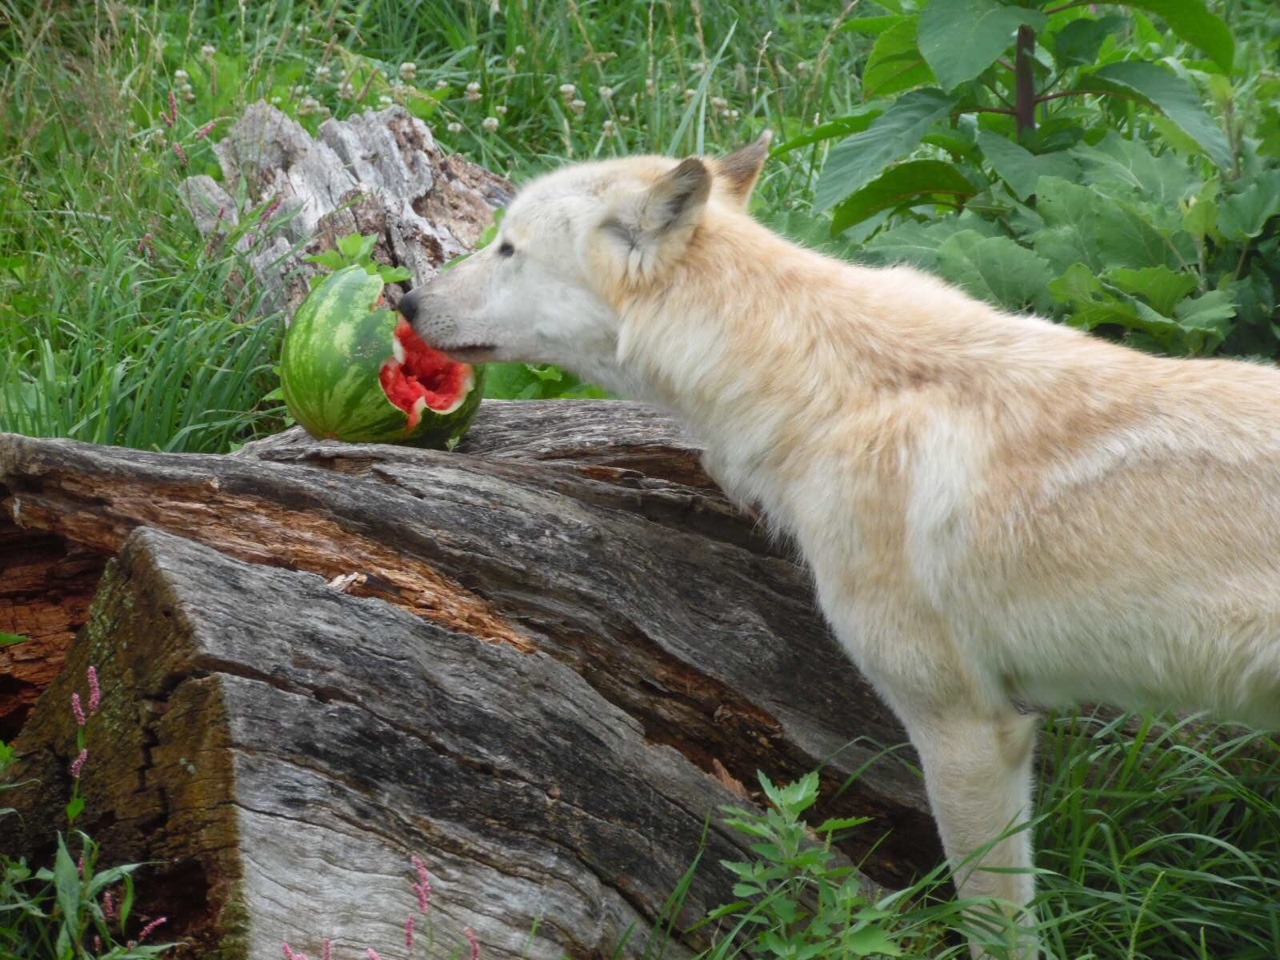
[398,287,422,324]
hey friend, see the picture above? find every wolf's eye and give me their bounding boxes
[497,240,515,258]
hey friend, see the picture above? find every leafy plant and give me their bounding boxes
[788,0,1279,358]
[695,771,913,959]
[0,666,175,959]
[306,233,412,285]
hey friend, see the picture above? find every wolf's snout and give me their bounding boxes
[398,286,423,324]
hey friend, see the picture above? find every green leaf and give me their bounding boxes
[1035,176,1179,271]
[337,232,375,262]
[304,250,346,271]
[860,216,1001,270]
[845,926,904,956]
[918,0,1046,92]
[936,232,1056,312]
[1119,0,1233,73]
[1084,61,1232,170]
[976,131,1081,201]
[65,794,86,823]
[1218,171,1280,242]
[815,88,957,212]
[772,109,882,156]
[0,631,27,646]
[862,17,936,100]
[1049,15,1125,68]
[1075,131,1198,211]
[54,835,82,945]
[1174,289,1236,353]
[1105,266,1197,316]
[831,160,976,233]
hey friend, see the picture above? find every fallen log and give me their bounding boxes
[0,401,934,957]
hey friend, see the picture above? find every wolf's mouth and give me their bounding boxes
[442,344,500,363]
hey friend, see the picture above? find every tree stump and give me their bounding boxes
[0,401,936,959]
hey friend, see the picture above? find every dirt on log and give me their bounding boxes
[0,400,935,959]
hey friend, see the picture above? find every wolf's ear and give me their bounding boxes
[716,131,772,207]
[637,157,712,236]
[602,157,711,277]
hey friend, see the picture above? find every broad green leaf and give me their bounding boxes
[1084,61,1232,170]
[936,231,1055,312]
[1120,0,1233,73]
[1217,171,1280,242]
[918,0,1046,92]
[1104,266,1198,316]
[1075,131,1199,211]
[976,130,1081,201]
[815,88,957,212]
[831,160,976,232]
[1035,176,1179,271]
[1049,15,1125,68]
[860,216,1002,270]
[1174,289,1236,353]
[0,631,27,646]
[862,18,936,100]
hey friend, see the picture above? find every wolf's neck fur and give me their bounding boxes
[612,212,877,531]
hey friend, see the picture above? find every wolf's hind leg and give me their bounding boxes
[902,709,1042,958]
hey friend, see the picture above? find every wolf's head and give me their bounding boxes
[398,135,771,395]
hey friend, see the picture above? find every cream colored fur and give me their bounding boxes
[400,138,1280,958]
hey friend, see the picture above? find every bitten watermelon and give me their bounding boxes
[280,265,483,446]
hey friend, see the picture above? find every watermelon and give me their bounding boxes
[280,265,483,446]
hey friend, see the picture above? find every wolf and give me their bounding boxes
[398,135,1280,957]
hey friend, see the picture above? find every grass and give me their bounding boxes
[0,0,865,449]
[684,714,1280,960]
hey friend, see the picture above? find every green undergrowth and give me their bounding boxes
[675,712,1280,960]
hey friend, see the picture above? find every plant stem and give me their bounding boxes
[1015,24,1037,140]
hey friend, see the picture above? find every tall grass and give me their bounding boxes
[682,714,1279,960]
[0,0,866,449]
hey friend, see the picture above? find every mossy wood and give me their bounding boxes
[0,404,933,957]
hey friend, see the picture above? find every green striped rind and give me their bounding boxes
[279,264,484,446]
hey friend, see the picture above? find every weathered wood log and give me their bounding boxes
[8,526,778,959]
[0,401,935,956]
[178,102,512,317]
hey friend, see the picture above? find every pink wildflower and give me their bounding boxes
[196,120,217,139]
[136,917,167,942]
[173,141,188,166]
[137,233,154,257]
[411,855,431,914]
[366,950,384,960]
[77,850,86,877]
[71,693,87,727]
[103,889,118,923]
[465,926,480,960]
[322,940,332,960]
[87,666,101,714]
[70,748,88,779]
[282,943,310,960]
[262,196,283,221]
[405,913,415,950]
[168,89,178,126]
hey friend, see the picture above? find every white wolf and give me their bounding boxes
[399,136,1280,957]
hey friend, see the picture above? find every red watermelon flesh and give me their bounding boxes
[379,318,471,430]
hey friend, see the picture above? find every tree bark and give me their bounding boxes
[0,401,935,958]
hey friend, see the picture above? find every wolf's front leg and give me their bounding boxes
[901,709,1042,959]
